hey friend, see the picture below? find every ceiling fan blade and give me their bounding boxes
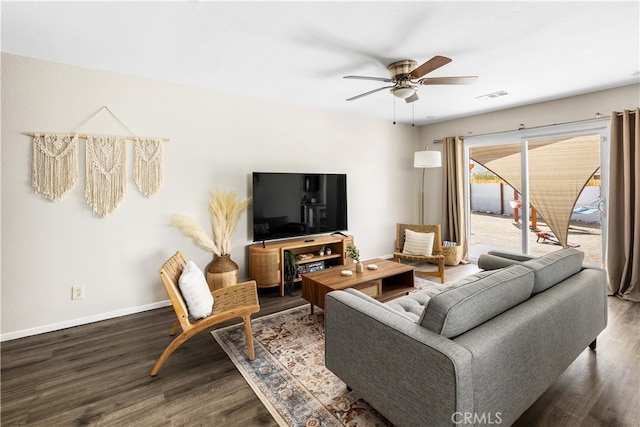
[405,93,419,103]
[343,75,393,83]
[409,55,452,78]
[418,76,479,85]
[346,85,395,101]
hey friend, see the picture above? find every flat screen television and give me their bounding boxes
[252,172,348,242]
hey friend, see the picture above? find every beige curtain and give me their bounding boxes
[442,136,468,261]
[607,109,639,302]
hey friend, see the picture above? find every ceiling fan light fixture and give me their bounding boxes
[391,86,417,99]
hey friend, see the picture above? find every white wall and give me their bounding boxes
[1,54,420,339]
[418,84,640,225]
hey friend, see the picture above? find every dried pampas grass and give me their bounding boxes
[169,213,219,254]
[169,190,252,256]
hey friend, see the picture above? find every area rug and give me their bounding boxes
[211,277,442,427]
[212,305,390,426]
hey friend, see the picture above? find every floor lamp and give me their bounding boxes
[414,150,442,224]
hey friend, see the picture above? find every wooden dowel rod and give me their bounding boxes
[27,133,169,142]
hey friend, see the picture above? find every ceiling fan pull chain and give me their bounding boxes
[412,103,415,127]
[393,97,396,125]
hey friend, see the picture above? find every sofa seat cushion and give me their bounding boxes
[522,247,585,294]
[419,265,535,338]
[386,291,433,322]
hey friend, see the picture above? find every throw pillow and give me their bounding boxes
[178,260,214,319]
[402,229,435,256]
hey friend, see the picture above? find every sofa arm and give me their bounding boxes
[478,250,539,271]
[477,253,523,270]
[325,290,474,427]
[487,250,537,262]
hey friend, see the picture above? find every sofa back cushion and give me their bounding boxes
[522,247,584,294]
[419,265,535,338]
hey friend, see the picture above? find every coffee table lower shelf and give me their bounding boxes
[301,258,415,313]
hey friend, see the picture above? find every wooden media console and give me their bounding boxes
[249,234,354,296]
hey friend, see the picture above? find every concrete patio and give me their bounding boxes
[469,211,603,264]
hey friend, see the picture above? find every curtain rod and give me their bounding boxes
[457,115,611,140]
[27,133,170,142]
[432,110,636,142]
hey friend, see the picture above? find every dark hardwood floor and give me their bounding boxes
[2,264,638,426]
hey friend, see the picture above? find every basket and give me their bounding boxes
[442,245,463,266]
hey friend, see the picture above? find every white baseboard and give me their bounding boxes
[0,300,172,342]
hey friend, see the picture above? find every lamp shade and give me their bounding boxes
[414,150,442,168]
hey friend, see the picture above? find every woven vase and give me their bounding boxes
[206,254,239,291]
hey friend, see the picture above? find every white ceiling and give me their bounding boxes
[2,1,639,126]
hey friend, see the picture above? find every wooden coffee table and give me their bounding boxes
[301,258,415,313]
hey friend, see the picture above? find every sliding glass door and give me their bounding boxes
[465,120,609,265]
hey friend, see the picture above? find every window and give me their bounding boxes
[464,119,609,265]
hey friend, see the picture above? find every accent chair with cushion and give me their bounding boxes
[150,251,260,376]
[393,223,445,283]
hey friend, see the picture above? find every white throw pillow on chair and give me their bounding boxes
[403,229,435,256]
[178,260,214,319]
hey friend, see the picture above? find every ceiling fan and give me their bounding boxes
[344,55,478,103]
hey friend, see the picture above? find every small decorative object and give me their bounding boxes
[341,270,353,276]
[367,264,378,270]
[169,189,252,290]
[319,246,325,256]
[346,244,364,273]
[346,244,360,262]
[326,247,332,255]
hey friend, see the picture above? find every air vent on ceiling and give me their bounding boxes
[476,90,509,100]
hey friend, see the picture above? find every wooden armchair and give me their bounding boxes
[150,251,260,376]
[393,223,445,283]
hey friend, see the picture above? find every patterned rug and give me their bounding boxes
[211,278,442,426]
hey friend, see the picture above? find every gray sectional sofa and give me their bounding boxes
[324,248,607,426]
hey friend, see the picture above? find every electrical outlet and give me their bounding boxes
[72,285,84,300]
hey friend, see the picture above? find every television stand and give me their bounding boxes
[249,234,354,296]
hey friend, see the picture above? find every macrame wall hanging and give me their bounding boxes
[29,106,169,217]
[85,135,127,217]
[32,133,79,201]
[134,137,163,197]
